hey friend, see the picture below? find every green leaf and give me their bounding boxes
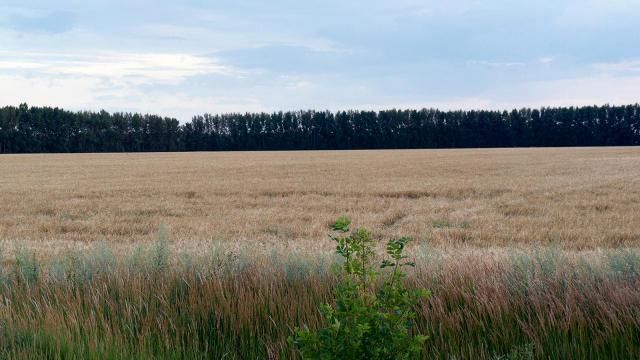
[381,259,395,268]
[332,216,351,232]
[291,218,430,359]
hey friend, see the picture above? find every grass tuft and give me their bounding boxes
[14,247,39,284]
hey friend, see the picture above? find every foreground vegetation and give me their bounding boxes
[1,149,639,358]
[291,217,429,359]
[1,231,639,359]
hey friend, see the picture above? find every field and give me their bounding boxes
[1,147,639,359]
[1,147,639,253]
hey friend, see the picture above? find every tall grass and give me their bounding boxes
[0,243,639,359]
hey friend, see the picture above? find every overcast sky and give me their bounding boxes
[1,0,640,121]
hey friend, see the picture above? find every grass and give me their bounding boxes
[0,240,639,359]
[1,147,640,253]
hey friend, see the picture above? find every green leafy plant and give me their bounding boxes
[290,216,430,359]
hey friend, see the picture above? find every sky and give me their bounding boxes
[1,0,640,121]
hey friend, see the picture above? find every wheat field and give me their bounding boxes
[1,147,639,256]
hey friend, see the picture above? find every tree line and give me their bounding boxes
[1,103,639,153]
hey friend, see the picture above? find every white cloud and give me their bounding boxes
[0,75,104,107]
[467,60,526,68]
[537,57,554,65]
[134,22,347,55]
[0,60,45,69]
[0,51,239,84]
[470,75,640,109]
[354,74,640,111]
[0,72,265,120]
[524,75,640,106]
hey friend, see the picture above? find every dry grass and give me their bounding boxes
[1,243,639,359]
[1,147,639,256]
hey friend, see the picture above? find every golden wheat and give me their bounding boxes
[0,147,639,258]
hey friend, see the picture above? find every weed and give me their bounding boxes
[290,216,429,359]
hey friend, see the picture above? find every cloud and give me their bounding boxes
[216,45,351,74]
[0,73,265,121]
[477,75,640,109]
[0,75,104,108]
[537,57,554,65]
[467,60,527,69]
[0,51,240,83]
[336,74,640,112]
[135,22,345,54]
[0,50,249,120]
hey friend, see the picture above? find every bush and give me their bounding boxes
[290,216,430,359]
